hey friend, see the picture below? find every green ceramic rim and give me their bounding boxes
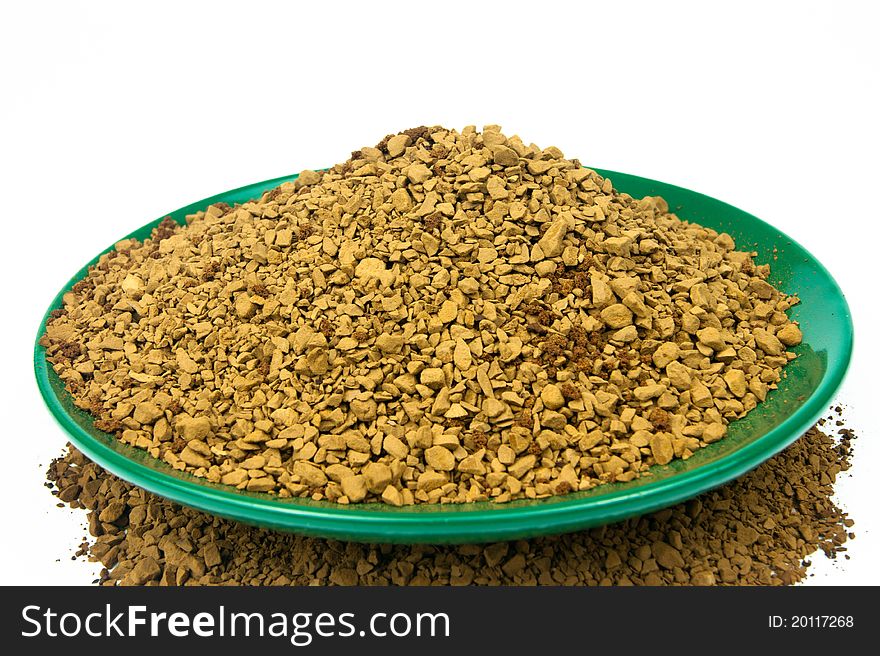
[34,169,853,544]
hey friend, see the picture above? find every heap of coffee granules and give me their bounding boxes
[42,125,803,505]
[46,420,853,585]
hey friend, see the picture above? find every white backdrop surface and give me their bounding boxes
[1,1,876,584]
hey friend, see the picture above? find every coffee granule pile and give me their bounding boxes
[42,125,803,505]
[46,419,852,586]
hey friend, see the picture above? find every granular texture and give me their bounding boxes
[41,125,803,504]
[46,422,853,586]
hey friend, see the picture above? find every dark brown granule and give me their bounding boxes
[71,278,95,296]
[554,481,573,495]
[649,408,671,430]
[568,326,589,348]
[402,126,432,143]
[541,334,569,360]
[251,283,270,298]
[526,321,548,335]
[45,420,854,586]
[572,271,589,290]
[56,341,82,359]
[298,224,315,240]
[472,430,488,450]
[93,418,122,434]
[318,319,334,340]
[374,135,393,154]
[201,262,221,281]
[553,277,575,295]
[515,409,533,428]
[571,346,588,365]
[375,126,435,154]
[422,212,443,232]
[522,302,556,325]
[559,383,580,401]
[152,217,179,242]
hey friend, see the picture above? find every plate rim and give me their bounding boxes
[34,168,854,543]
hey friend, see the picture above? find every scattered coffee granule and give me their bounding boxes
[46,421,853,586]
[41,125,803,505]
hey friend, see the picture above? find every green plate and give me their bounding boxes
[34,169,853,544]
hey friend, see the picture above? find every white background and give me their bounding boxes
[1,1,877,585]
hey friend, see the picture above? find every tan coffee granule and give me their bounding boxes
[41,125,803,505]
[46,420,853,586]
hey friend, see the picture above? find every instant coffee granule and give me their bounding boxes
[46,417,854,586]
[41,125,804,506]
